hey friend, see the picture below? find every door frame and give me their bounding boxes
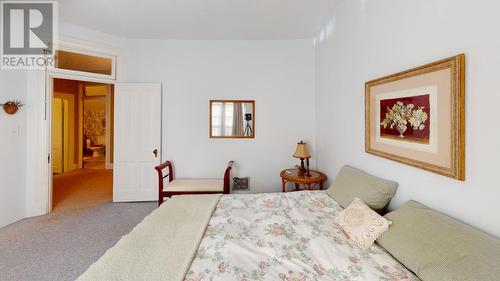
[51,97,64,174]
[26,37,119,216]
[53,92,78,172]
[47,73,116,211]
[105,85,114,170]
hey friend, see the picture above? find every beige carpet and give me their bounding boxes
[52,165,112,211]
[0,167,156,281]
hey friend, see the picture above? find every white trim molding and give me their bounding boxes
[25,70,50,217]
[25,37,118,217]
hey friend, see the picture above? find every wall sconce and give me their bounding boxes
[1,100,24,115]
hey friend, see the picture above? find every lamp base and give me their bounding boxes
[298,158,311,177]
[305,158,311,177]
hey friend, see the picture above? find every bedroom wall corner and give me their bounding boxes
[121,39,317,193]
[0,70,27,227]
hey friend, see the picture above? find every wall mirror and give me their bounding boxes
[210,100,255,138]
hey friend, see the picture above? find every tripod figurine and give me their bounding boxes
[244,119,253,136]
[243,113,253,136]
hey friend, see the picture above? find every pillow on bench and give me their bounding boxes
[326,166,398,213]
[166,179,224,192]
[377,201,500,281]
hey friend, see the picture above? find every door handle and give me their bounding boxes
[153,149,158,158]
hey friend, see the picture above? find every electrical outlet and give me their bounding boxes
[233,177,249,190]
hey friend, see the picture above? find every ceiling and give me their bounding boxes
[59,0,336,40]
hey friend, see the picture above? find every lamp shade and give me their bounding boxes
[293,141,311,159]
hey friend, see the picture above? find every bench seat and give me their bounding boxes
[155,160,234,206]
[165,179,224,192]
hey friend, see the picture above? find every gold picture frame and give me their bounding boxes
[365,54,465,180]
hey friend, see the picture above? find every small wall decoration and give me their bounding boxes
[365,55,465,180]
[1,100,24,115]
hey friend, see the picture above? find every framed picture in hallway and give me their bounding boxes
[365,54,465,181]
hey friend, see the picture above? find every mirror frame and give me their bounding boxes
[209,100,255,139]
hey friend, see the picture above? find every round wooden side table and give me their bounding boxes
[280,169,327,192]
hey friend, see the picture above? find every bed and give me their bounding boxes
[77,166,500,281]
[185,191,418,281]
[77,191,418,281]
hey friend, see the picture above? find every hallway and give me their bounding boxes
[52,166,112,211]
[0,164,156,281]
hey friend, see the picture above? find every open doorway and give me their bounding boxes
[51,78,114,211]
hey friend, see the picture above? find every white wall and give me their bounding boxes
[315,0,500,237]
[122,39,316,193]
[55,25,316,193]
[15,24,316,226]
[0,70,27,226]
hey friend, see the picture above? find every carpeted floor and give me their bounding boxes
[52,165,112,211]
[83,156,106,170]
[0,167,156,281]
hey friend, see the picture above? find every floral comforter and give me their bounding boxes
[186,191,419,281]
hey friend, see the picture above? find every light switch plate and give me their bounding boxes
[9,125,20,137]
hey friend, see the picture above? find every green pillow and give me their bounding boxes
[326,165,397,213]
[377,201,500,281]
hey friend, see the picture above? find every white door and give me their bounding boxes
[113,83,162,202]
[52,98,63,174]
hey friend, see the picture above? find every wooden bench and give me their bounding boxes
[155,160,234,206]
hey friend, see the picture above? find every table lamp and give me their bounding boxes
[293,141,311,177]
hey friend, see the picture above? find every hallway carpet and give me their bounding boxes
[52,167,112,211]
[83,156,106,170]
[0,168,157,281]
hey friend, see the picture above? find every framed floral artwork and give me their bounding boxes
[365,55,465,180]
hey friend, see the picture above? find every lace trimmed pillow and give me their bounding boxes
[335,197,392,250]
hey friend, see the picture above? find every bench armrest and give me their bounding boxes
[155,161,174,203]
[223,161,235,194]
